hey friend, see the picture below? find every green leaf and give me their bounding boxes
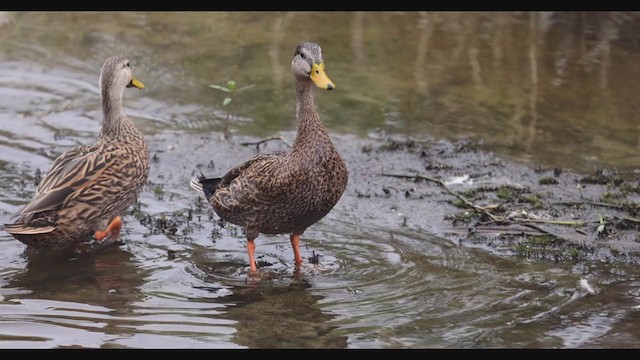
[597,224,605,233]
[597,214,604,224]
[209,84,230,92]
[223,97,232,106]
[236,84,255,92]
[226,80,236,91]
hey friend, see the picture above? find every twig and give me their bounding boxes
[553,201,623,210]
[381,172,442,184]
[445,224,548,236]
[381,172,504,222]
[621,217,640,224]
[382,172,595,229]
[508,217,587,226]
[241,136,292,149]
[520,223,559,237]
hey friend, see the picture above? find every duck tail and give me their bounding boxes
[3,223,56,235]
[189,172,222,201]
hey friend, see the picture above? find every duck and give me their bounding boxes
[191,42,348,273]
[3,56,149,248]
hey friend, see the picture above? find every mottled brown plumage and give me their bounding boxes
[191,42,348,272]
[3,56,149,248]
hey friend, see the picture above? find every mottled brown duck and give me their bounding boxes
[191,42,348,273]
[3,56,149,248]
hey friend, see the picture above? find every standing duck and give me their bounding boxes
[191,42,348,273]
[4,56,149,248]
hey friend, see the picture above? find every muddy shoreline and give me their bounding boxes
[110,130,640,268]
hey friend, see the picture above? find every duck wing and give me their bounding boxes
[17,144,112,219]
[213,152,291,211]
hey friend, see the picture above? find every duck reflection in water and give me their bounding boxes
[8,243,147,311]
[188,239,347,348]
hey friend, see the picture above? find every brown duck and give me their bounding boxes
[3,56,149,248]
[191,42,348,272]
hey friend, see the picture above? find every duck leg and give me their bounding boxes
[94,216,123,241]
[245,228,263,272]
[290,234,303,266]
[247,240,258,272]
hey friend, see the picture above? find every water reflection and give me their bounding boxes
[1,12,639,171]
[222,281,348,348]
[0,243,148,347]
[186,240,348,348]
[9,244,146,309]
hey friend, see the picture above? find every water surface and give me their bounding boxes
[1,11,640,348]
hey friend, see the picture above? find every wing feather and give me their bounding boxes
[214,152,293,211]
[18,145,112,217]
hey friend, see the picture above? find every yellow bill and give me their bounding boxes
[310,63,334,90]
[129,77,145,89]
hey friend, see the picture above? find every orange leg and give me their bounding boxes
[247,240,258,272]
[290,234,303,266]
[94,216,123,242]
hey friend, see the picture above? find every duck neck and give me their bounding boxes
[100,86,127,137]
[292,78,329,152]
[98,87,144,145]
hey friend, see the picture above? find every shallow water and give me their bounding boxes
[1,11,640,348]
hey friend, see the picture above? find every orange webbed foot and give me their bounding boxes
[94,216,123,242]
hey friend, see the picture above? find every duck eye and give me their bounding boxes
[300,53,305,59]
[126,62,130,68]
